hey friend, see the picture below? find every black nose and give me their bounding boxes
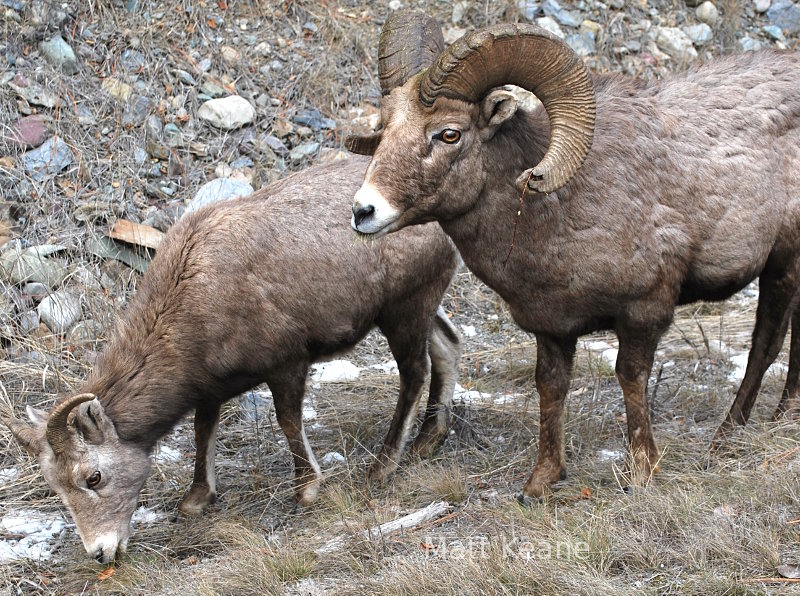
[94,548,105,563]
[353,204,375,227]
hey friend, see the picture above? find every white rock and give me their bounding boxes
[684,23,713,45]
[755,0,771,13]
[655,26,698,62]
[198,95,255,130]
[695,1,719,25]
[185,178,254,214]
[37,289,81,333]
[535,15,565,38]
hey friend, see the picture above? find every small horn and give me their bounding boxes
[346,11,444,156]
[378,10,444,94]
[46,393,96,456]
[419,23,596,194]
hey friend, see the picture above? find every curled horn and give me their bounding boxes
[419,23,596,194]
[46,393,96,455]
[345,10,444,155]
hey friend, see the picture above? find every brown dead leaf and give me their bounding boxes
[97,567,115,581]
[580,487,592,499]
[108,219,164,250]
[206,18,217,29]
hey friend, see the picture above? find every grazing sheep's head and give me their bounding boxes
[3,394,151,564]
[350,22,597,237]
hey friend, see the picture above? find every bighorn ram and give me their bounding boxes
[2,15,460,563]
[349,18,800,501]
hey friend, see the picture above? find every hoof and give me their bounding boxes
[410,429,446,459]
[295,476,322,507]
[178,484,216,515]
[516,493,545,507]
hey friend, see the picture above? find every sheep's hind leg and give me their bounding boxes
[269,363,323,506]
[519,334,576,503]
[614,326,663,489]
[713,272,800,445]
[368,307,432,484]
[411,307,461,457]
[772,306,800,420]
[179,402,221,515]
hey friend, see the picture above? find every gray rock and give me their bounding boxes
[40,34,79,74]
[21,282,48,302]
[163,123,183,147]
[120,48,145,71]
[38,289,81,333]
[200,80,227,98]
[695,1,719,26]
[684,23,713,45]
[173,69,197,86]
[542,0,582,27]
[23,137,75,180]
[122,95,154,128]
[451,0,469,23]
[198,96,255,130]
[68,319,103,344]
[655,26,698,62]
[763,24,786,39]
[293,109,336,131]
[739,35,763,50]
[565,31,595,55]
[18,310,40,335]
[0,244,69,287]
[518,0,540,20]
[8,75,58,108]
[767,0,800,32]
[289,142,320,162]
[185,178,254,214]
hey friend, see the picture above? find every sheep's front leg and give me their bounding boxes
[615,328,661,488]
[412,308,461,457]
[519,334,576,502]
[269,364,322,506]
[179,402,221,515]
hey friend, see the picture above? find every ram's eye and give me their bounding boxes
[87,471,102,488]
[436,129,461,144]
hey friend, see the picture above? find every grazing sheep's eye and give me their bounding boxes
[436,129,461,144]
[87,471,102,488]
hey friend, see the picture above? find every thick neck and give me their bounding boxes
[439,108,560,298]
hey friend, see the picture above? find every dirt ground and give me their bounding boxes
[1,0,799,594]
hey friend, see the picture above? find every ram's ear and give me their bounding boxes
[3,415,45,456]
[73,399,116,445]
[479,89,519,141]
[345,131,383,155]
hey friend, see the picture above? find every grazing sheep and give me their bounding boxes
[2,13,461,563]
[349,20,800,501]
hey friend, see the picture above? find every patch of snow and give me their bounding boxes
[460,324,477,338]
[583,340,618,368]
[0,467,19,485]
[311,359,361,383]
[598,449,624,462]
[131,506,165,525]
[454,383,493,404]
[302,405,317,421]
[729,351,788,382]
[493,393,522,405]
[321,452,346,467]
[0,509,66,563]
[155,444,182,463]
[369,360,399,375]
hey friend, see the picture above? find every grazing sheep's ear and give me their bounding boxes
[26,405,48,426]
[73,399,116,445]
[479,90,519,140]
[3,416,45,456]
[345,131,383,156]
